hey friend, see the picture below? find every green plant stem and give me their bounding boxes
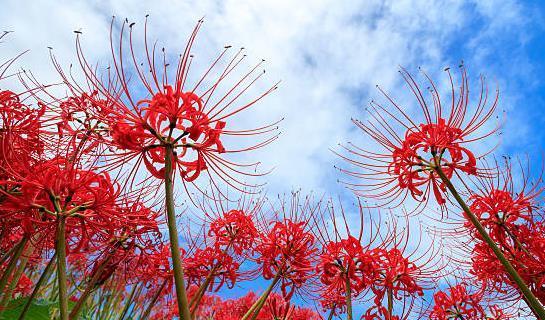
[0,240,23,266]
[189,265,219,317]
[327,307,335,320]
[122,284,143,320]
[0,237,28,297]
[387,288,393,320]
[434,164,545,319]
[119,283,139,320]
[18,253,56,320]
[69,252,113,319]
[0,246,32,308]
[164,145,191,320]
[345,275,353,320]
[141,279,168,320]
[241,273,281,320]
[56,216,69,320]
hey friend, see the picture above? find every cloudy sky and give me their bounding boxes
[3,0,544,198]
[1,0,545,314]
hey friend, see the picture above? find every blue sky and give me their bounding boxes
[2,0,545,317]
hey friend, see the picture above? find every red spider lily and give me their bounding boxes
[337,66,499,208]
[184,246,240,291]
[262,293,321,320]
[53,91,114,153]
[317,236,375,298]
[470,223,545,305]
[364,212,441,319]
[361,305,401,320]
[465,160,542,243]
[256,218,317,300]
[5,157,119,234]
[467,189,533,242]
[208,209,259,255]
[460,161,545,307]
[68,17,279,195]
[429,284,511,320]
[369,247,424,308]
[310,198,381,317]
[0,90,45,181]
[134,242,176,284]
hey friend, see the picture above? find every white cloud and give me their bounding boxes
[1,0,528,196]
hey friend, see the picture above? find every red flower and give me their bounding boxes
[317,236,376,305]
[208,209,258,255]
[338,66,499,208]
[466,162,545,305]
[184,246,240,291]
[69,18,279,194]
[256,219,317,300]
[370,248,424,304]
[430,284,509,320]
[0,90,45,180]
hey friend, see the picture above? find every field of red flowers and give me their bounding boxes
[1,18,545,320]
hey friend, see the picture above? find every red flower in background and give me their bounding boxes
[430,284,510,320]
[317,236,376,306]
[370,248,424,306]
[256,218,316,300]
[209,209,259,255]
[184,246,240,291]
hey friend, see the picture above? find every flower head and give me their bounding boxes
[256,216,317,300]
[70,17,279,197]
[338,66,499,208]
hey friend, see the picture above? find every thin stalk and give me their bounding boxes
[69,252,114,319]
[0,248,31,308]
[434,164,545,319]
[18,253,57,320]
[123,284,144,320]
[56,216,69,320]
[0,237,28,297]
[327,307,335,320]
[189,244,231,314]
[0,240,23,266]
[345,275,353,320]
[189,265,219,315]
[241,273,281,320]
[164,144,191,320]
[119,283,139,320]
[387,288,393,320]
[141,279,168,320]
[109,287,124,320]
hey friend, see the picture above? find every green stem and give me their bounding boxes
[0,246,32,308]
[123,284,144,320]
[56,216,69,320]
[434,165,545,318]
[0,237,28,297]
[0,240,23,266]
[345,275,353,320]
[164,145,191,320]
[140,279,168,320]
[327,307,335,320]
[387,288,393,320]
[189,264,220,317]
[18,253,56,320]
[119,283,139,320]
[69,252,114,319]
[241,273,281,320]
